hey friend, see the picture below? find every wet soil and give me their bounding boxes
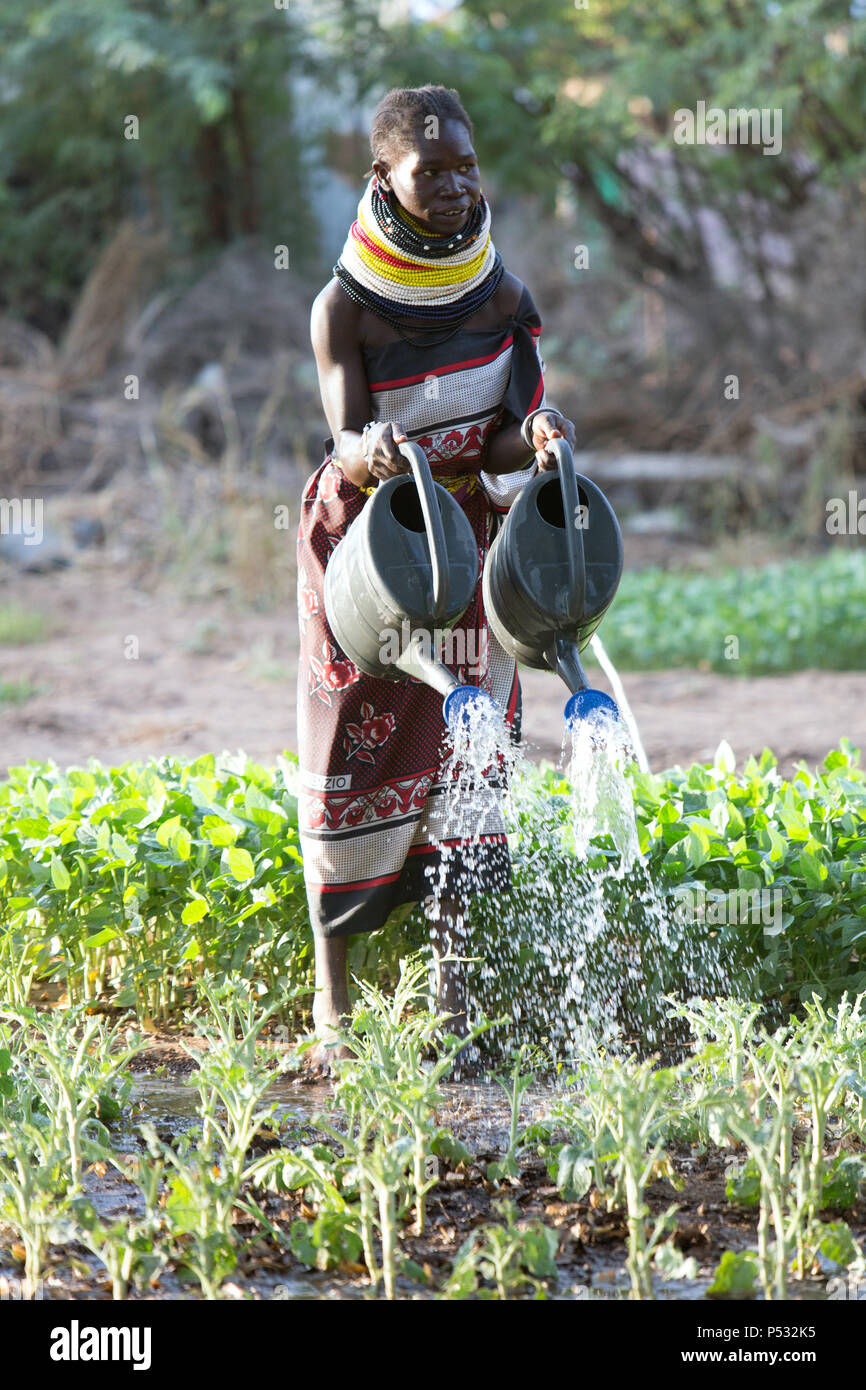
[1,1060,861,1302]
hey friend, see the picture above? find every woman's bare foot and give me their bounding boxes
[306,1035,354,1076]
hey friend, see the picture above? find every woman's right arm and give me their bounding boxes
[310,283,410,488]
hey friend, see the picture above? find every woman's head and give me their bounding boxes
[369,85,481,237]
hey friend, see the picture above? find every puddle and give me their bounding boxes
[125,1072,333,1127]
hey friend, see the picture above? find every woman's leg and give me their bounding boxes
[310,898,472,1070]
[311,934,352,1066]
[428,896,469,1037]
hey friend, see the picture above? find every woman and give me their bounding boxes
[298,84,576,1066]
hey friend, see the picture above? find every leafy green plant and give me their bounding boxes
[143,1124,239,1301]
[0,1006,142,1190]
[0,753,310,1026]
[601,550,866,676]
[325,956,490,1237]
[628,740,866,1017]
[439,1199,558,1300]
[0,1119,73,1298]
[707,1249,759,1299]
[73,1202,166,1301]
[256,957,488,1298]
[3,738,865,1041]
[487,1044,540,1183]
[592,1056,682,1300]
[142,984,297,1299]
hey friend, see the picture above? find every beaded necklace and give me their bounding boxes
[333,175,504,342]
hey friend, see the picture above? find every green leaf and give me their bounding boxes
[203,820,238,848]
[795,850,828,889]
[156,815,182,848]
[168,826,192,861]
[725,1159,761,1207]
[226,846,255,881]
[156,815,191,861]
[487,1154,520,1182]
[707,1249,758,1297]
[518,1223,558,1278]
[164,1175,197,1234]
[554,1144,594,1202]
[83,926,119,949]
[764,825,788,863]
[110,833,136,864]
[653,1242,699,1280]
[686,827,711,869]
[816,1220,858,1271]
[822,1156,866,1210]
[181,899,208,925]
[778,807,810,842]
[431,1131,471,1168]
[50,855,71,890]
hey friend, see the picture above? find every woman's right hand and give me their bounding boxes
[364,421,412,482]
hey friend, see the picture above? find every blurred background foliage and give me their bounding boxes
[2,0,863,339]
[0,0,864,647]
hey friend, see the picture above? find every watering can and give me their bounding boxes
[482,436,623,729]
[324,440,499,730]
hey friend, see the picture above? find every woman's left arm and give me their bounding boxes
[482,273,576,473]
[483,411,577,473]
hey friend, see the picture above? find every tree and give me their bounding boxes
[0,0,319,329]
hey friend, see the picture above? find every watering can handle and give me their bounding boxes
[545,436,586,623]
[397,440,449,619]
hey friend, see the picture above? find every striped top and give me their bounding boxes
[324,285,548,513]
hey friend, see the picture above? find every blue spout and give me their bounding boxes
[443,684,499,733]
[564,688,620,729]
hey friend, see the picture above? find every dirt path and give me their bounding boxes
[2,568,864,780]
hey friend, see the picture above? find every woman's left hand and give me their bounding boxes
[532,412,576,470]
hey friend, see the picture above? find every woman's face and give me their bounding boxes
[372,117,482,237]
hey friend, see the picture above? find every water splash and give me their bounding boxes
[420,689,741,1065]
[565,708,641,865]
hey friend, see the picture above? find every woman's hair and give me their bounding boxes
[368,85,474,169]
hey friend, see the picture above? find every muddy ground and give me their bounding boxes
[0,1046,860,1301]
[2,563,864,780]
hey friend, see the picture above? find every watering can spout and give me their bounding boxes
[546,635,620,730]
[442,684,500,734]
[546,635,589,696]
[390,639,500,734]
[392,642,459,699]
[564,687,620,729]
